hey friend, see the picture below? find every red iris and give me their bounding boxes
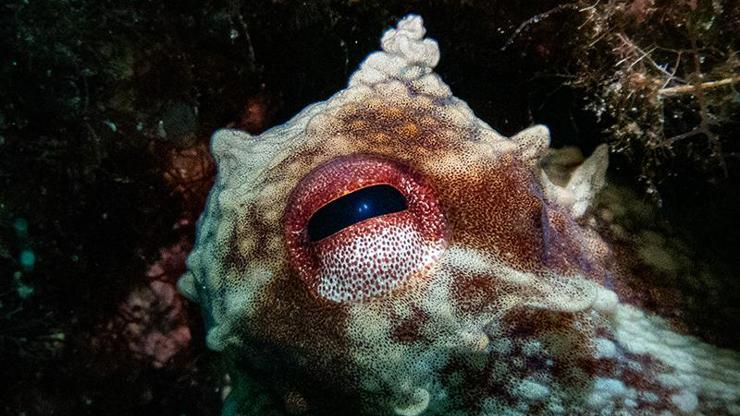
[284,154,447,302]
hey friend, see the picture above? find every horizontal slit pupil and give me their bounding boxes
[307,185,408,242]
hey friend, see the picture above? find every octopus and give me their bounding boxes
[179,15,740,416]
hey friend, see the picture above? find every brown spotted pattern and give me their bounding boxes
[179,15,740,416]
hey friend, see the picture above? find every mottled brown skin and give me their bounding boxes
[206,98,604,414]
[181,16,739,416]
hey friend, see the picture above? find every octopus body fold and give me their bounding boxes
[180,15,740,416]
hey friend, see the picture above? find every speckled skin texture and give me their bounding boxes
[180,15,740,416]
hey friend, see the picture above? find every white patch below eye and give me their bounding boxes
[317,221,442,302]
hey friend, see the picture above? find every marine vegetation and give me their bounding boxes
[181,16,740,415]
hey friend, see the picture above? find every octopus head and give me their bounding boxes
[179,15,738,416]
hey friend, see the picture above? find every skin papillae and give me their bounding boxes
[179,15,740,416]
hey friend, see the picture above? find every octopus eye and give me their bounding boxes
[307,185,408,242]
[284,155,447,303]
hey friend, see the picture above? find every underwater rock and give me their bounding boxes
[180,15,740,415]
[113,239,192,368]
